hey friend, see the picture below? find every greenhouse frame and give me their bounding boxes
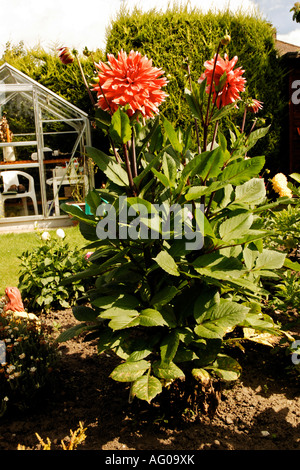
[0,63,93,232]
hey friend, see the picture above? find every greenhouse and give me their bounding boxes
[0,63,93,232]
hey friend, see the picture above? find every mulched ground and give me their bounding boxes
[0,308,299,451]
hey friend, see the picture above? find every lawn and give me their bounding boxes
[0,225,88,295]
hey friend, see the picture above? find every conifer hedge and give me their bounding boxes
[105,5,288,172]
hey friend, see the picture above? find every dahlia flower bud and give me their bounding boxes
[271,173,293,198]
[221,34,231,46]
[58,47,75,65]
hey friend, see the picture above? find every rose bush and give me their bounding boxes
[57,37,294,414]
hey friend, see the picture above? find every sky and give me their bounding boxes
[0,0,299,57]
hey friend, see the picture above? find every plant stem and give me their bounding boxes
[123,143,136,196]
[203,42,222,151]
[210,121,219,150]
[241,106,247,133]
[130,133,138,178]
[76,56,96,107]
[187,62,201,154]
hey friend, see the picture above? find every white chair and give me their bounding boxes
[0,170,38,217]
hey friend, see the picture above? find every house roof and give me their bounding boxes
[275,39,300,57]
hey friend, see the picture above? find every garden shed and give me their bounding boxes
[0,63,93,232]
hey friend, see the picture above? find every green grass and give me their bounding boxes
[0,225,88,295]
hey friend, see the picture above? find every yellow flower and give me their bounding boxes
[271,173,293,198]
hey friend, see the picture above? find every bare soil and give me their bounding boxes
[0,308,299,452]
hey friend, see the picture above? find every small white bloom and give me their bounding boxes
[3,396,9,402]
[30,367,37,373]
[19,353,25,359]
[56,228,65,239]
[41,231,51,241]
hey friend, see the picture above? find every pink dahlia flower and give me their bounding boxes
[199,53,246,108]
[247,98,263,114]
[92,50,168,118]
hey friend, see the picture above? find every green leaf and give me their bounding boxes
[207,354,242,381]
[184,86,203,121]
[139,308,168,327]
[284,258,300,271]
[92,294,139,310]
[210,102,237,122]
[153,250,180,276]
[152,360,185,380]
[55,324,90,343]
[246,125,270,151]
[131,374,162,402]
[72,305,99,322]
[110,360,150,382]
[99,307,140,330]
[60,202,97,225]
[86,146,129,187]
[162,117,183,153]
[194,300,249,339]
[290,172,300,184]
[160,330,180,364]
[219,212,253,242]
[151,286,178,306]
[254,249,286,271]
[220,156,265,185]
[109,107,132,144]
[235,178,266,205]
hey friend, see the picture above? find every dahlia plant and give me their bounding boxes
[57,38,293,413]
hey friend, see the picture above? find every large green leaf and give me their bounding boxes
[99,307,140,330]
[151,286,178,306]
[110,360,150,382]
[72,305,99,322]
[131,374,162,402]
[219,212,253,242]
[194,300,249,339]
[109,107,132,144]
[220,156,265,185]
[139,308,168,327]
[153,250,180,276]
[163,117,183,153]
[254,249,286,271]
[152,360,185,380]
[235,178,266,205]
[86,146,129,187]
[160,330,180,364]
[60,203,97,226]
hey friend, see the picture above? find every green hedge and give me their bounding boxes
[0,42,104,117]
[105,5,288,172]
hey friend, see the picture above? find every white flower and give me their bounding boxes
[3,396,9,402]
[56,228,65,239]
[41,231,51,241]
[19,353,25,359]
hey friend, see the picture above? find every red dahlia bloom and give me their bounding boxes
[92,50,168,118]
[199,53,246,108]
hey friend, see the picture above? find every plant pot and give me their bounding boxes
[3,146,15,162]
